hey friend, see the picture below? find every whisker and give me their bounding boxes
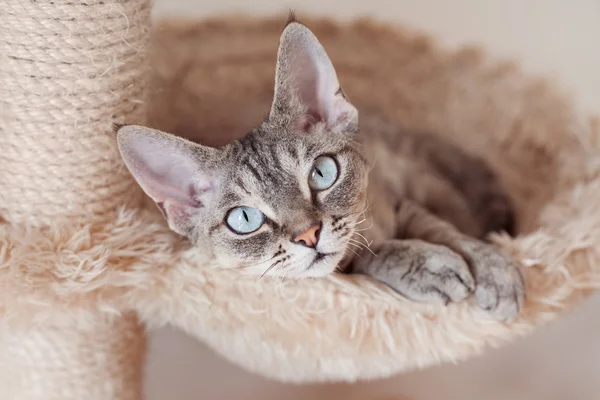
[232,253,280,270]
[357,205,374,217]
[354,214,374,231]
[353,232,373,247]
[258,259,284,280]
[368,155,378,174]
[349,238,377,256]
[346,247,363,259]
[361,247,377,257]
[347,241,365,251]
[348,238,366,247]
[275,267,289,292]
[342,200,374,220]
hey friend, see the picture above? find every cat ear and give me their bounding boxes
[117,125,220,236]
[269,20,358,134]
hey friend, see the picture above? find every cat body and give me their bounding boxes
[117,17,524,321]
[360,117,515,242]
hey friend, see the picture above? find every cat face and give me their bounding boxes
[117,20,368,277]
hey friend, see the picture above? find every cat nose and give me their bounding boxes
[292,223,322,248]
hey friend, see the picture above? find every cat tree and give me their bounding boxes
[1,0,600,398]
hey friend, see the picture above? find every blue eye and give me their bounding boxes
[308,156,338,190]
[226,206,264,234]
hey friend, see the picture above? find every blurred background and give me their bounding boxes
[147,1,600,399]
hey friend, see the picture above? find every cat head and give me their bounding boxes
[117,20,369,277]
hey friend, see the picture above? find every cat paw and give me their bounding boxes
[392,244,475,305]
[460,242,525,321]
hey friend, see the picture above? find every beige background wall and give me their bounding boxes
[147,1,600,399]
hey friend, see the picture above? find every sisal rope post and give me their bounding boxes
[0,314,146,400]
[0,1,152,398]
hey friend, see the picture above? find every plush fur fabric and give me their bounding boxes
[2,15,600,384]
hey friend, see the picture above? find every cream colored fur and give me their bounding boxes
[1,13,600,395]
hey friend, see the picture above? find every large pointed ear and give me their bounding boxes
[117,125,221,236]
[269,20,358,135]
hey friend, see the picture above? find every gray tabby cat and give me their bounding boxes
[117,18,525,321]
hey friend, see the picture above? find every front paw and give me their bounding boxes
[357,241,476,306]
[405,245,476,305]
[459,241,525,321]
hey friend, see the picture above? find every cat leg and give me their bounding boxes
[407,169,483,238]
[394,199,525,321]
[422,138,516,236]
[352,239,475,305]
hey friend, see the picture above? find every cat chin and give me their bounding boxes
[289,254,345,278]
[294,266,337,278]
[219,262,337,278]
[214,250,344,279]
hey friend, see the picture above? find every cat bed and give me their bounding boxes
[1,1,600,398]
[141,17,600,380]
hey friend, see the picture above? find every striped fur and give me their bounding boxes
[117,19,524,321]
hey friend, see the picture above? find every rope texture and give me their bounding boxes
[0,313,146,400]
[0,0,150,226]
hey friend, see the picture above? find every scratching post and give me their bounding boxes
[0,315,145,400]
[0,1,151,398]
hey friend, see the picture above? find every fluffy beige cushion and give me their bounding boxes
[1,14,599,393]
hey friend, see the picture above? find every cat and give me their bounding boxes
[117,17,525,321]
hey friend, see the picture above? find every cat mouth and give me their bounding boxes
[307,251,336,269]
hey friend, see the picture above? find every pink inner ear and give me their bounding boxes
[283,34,355,133]
[291,52,334,123]
[157,199,198,236]
[144,169,210,236]
[315,63,337,122]
[298,115,319,132]
[132,148,203,207]
[118,125,221,236]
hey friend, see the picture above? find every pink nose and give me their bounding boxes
[292,223,321,248]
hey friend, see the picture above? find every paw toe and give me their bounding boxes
[444,271,473,302]
[475,283,499,311]
[475,269,525,321]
